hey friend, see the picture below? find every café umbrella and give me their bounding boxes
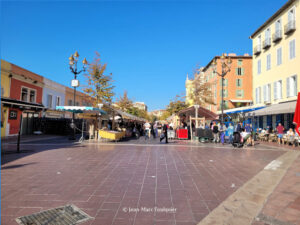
[293,92,300,136]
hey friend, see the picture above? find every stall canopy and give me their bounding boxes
[245,101,297,117]
[56,106,107,114]
[224,106,265,115]
[113,108,146,122]
[177,106,218,120]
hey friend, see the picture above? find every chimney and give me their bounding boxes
[228,53,236,56]
[244,53,250,56]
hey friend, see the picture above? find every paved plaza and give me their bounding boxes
[1,136,300,225]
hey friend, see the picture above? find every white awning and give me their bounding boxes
[245,101,297,116]
[230,99,253,103]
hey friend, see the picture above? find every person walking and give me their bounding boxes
[227,123,234,144]
[144,121,151,140]
[276,123,284,145]
[153,122,158,138]
[160,122,168,143]
[212,122,219,143]
[220,123,227,145]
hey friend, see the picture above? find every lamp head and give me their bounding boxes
[69,54,74,65]
[74,51,79,58]
[82,57,88,65]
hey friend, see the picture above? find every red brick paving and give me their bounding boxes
[1,143,284,225]
[253,153,300,225]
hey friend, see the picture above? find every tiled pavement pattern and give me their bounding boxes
[1,141,284,225]
[252,153,300,225]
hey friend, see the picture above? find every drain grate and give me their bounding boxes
[16,204,93,225]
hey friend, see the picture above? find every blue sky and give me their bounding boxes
[1,0,287,111]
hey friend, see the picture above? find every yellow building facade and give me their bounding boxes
[185,73,195,106]
[251,0,299,106]
[1,60,12,137]
[250,0,299,129]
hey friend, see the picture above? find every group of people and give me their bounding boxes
[143,121,171,143]
[210,121,254,146]
[260,123,299,145]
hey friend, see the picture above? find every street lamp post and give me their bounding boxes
[211,53,232,124]
[68,51,88,140]
[194,104,200,128]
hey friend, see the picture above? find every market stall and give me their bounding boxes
[177,105,218,140]
[56,106,107,141]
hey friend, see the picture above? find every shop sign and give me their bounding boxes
[9,110,18,119]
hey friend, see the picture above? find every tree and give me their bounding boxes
[188,69,215,106]
[83,52,114,105]
[161,94,187,120]
[115,90,133,111]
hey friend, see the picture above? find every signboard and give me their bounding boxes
[9,110,18,120]
[71,79,79,87]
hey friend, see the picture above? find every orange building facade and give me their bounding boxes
[203,54,253,113]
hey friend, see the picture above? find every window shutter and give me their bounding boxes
[242,90,244,98]
[287,77,290,97]
[294,76,297,96]
[241,68,245,75]
[274,81,277,100]
[235,68,238,75]
[279,81,282,99]
[263,85,266,102]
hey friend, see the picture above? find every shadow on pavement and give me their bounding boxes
[1,135,84,165]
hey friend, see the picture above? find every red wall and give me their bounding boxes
[10,78,43,104]
[8,109,21,135]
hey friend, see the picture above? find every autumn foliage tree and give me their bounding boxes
[189,69,215,106]
[83,52,114,105]
[161,94,187,120]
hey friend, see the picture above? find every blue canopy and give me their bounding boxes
[225,106,266,115]
[56,106,107,114]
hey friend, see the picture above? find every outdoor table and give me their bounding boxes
[177,129,188,139]
[167,130,176,139]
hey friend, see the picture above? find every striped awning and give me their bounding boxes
[56,106,107,114]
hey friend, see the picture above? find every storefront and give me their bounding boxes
[245,101,297,130]
[1,97,45,136]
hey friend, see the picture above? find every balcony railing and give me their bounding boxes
[272,30,282,42]
[263,38,271,49]
[284,20,296,34]
[254,45,261,55]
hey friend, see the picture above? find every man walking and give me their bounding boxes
[276,123,284,144]
[160,122,168,143]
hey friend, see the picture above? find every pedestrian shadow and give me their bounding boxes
[1,162,38,170]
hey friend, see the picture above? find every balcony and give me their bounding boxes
[272,30,282,42]
[284,20,296,34]
[263,38,271,49]
[254,45,261,55]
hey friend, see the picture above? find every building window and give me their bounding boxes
[237,59,243,66]
[275,19,281,32]
[236,67,244,76]
[56,96,61,107]
[29,90,36,103]
[47,94,53,108]
[21,88,28,101]
[220,100,228,109]
[288,7,295,23]
[266,54,271,70]
[236,90,244,98]
[277,48,282,65]
[220,79,228,87]
[256,87,261,104]
[287,75,297,97]
[68,99,73,106]
[76,102,80,106]
[263,84,271,102]
[274,80,282,100]
[289,39,296,59]
[236,79,242,87]
[220,90,228,97]
[257,35,261,47]
[257,60,261,75]
[21,87,36,102]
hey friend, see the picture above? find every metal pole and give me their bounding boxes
[17,112,23,153]
[195,107,198,128]
[221,75,224,124]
